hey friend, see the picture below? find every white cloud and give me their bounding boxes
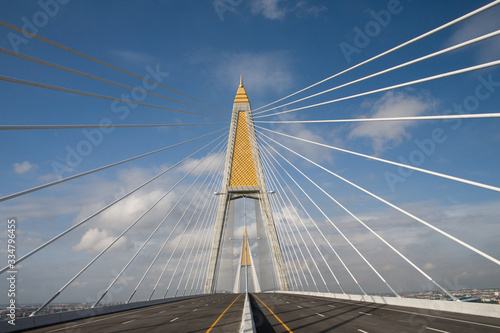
[110,49,164,69]
[214,51,294,97]
[184,49,295,103]
[176,153,224,176]
[251,0,287,20]
[72,281,89,288]
[349,90,436,154]
[250,0,327,20]
[382,264,395,272]
[216,52,293,99]
[423,262,436,270]
[294,1,327,18]
[13,161,37,175]
[73,227,128,253]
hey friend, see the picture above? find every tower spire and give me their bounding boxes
[234,76,249,104]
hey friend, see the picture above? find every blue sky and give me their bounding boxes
[1,0,500,304]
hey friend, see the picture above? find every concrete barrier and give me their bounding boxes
[239,293,256,333]
[275,291,500,319]
[0,294,209,333]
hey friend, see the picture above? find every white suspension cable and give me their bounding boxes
[180,161,225,296]
[261,132,500,267]
[168,178,219,298]
[260,134,460,300]
[188,169,223,295]
[262,156,320,292]
[0,47,227,115]
[150,166,222,300]
[191,196,220,294]
[255,113,500,124]
[265,185,300,290]
[267,171,311,292]
[171,158,226,297]
[126,153,224,302]
[0,75,229,119]
[0,123,226,130]
[262,145,399,298]
[257,126,500,193]
[268,193,302,291]
[0,132,226,276]
[260,142,361,294]
[262,154,321,292]
[261,152,331,293]
[253,0,500,112]
[273,149,456,299]
[31,137,227,316]
[0,127,227,203]
[255,60,500,119]
[260,144,346,294]
[262,133,400,297]
[95,142,226,306]
[194,175,228,295]
[0,19,230,112]
[257,30,500,114]
[180,185,221,296]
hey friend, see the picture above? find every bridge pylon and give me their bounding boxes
[204,77,289,293]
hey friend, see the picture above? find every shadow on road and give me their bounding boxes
[249,294,276,332]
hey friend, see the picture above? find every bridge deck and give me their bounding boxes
[18,292,500,332]
[250,293,500,332]
[23,294,244,333]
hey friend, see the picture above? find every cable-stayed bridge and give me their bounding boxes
[1,1,500,332]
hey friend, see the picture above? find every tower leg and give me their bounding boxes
[204,194,230,293]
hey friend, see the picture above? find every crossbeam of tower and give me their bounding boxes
[204,77,289,293]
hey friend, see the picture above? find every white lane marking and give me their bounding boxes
[322,298,500,330]
[426,328,450,333]
[359,312,372,316]
[43,302,179,333]
[328,305,335,308]
[193,308,198,312]
[205,304,208,306]
[286,301,290,304]
[358,330,369,333]
[170,317,179,322]
[159,310,167,314]
[316,313,325,317]
[297,305,303,308]
[122,319,135,324]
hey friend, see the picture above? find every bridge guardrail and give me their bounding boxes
[274,291,500,319]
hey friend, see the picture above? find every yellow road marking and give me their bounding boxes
[253,294,293,332]
[206,294,242,332]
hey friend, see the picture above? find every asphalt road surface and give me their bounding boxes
[19,292,500,332]
[23,293,244,333]
[250,293,500,333]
